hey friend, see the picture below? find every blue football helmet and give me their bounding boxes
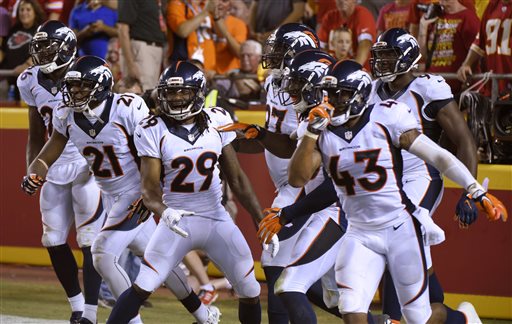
[262,23,319,71]
[157,61,207,120]
[30,20,77,74]
[370,28,421,82]
[319,60,372,126]
[62,55,113,113]
[279,49,335,113]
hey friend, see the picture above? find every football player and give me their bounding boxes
[22,56,220,324]
[369,28,481,323]
[221,23,341,324]
[288,60,506,324]
[257,49,346,324]
[106,61,262,324]
[18,21,104,324]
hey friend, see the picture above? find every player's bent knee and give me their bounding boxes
[232,277,261,299]
[75,229,96,248]
[133,284,152,300]
[402,303,432,324]
[41,231,67,247]
[338,289,363,314]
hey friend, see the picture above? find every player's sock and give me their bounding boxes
[47,244,82,298]
[82,304,98,323]
[306,279,342,317]
[106,287,144,324]
[239,298,261,324]
[263,266,288,324]
[68,293,85,312]
[429,272,445,304]
[200,283,215,291]
[81,247,101,306]
[445,306,466,323]
[180,291,204,315]
[382,269,402,321]
[280,292,317,324]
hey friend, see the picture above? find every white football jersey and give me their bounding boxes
[318,100,421,229]
[134,107,236,220]
[263,75,299,188]
[52,93,149,195]
[369,74,453,179]
[17,66,86,179]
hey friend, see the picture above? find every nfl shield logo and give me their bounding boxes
[89,129,96,137]
[344,131,352,140]
[51,87,58,95]
[188,133,195,142]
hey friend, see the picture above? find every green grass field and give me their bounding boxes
[1,265,510,323]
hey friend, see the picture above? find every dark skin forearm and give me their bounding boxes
[259,131,297,158]
[140,156,168,217]
[26,107,47,168]
[220,144,263,223]
[436,101,478,176]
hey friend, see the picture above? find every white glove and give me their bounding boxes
[262,234,280,258]
[161,208,195,238]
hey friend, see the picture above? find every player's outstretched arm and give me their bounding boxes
[401,129,508,222]
[219,143,264,224]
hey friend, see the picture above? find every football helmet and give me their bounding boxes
[62,55,113,113]
[319,60,372,126]
[29,20,77,74]
[262,23,319,73]
[279,49,335,113]
[157,61,206,120]
[370,28,421,82]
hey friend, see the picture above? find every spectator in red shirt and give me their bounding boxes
[457,0,512,95]
[318,0,376,68]
[407,0,475,37]
[417,0,480,93]
[377,0,411,35]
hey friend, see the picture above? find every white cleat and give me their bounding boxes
[205,305,221,324]
[457,301,483,324]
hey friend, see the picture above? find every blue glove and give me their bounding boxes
[455,192,478,228]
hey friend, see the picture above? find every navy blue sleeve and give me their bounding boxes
[280,174,338,224]
[424,98,453,119]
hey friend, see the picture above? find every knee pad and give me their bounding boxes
[92,252,131,299]
[163,266,192,300]
[338,288,363,314]
[41,226,67,247]
[232,276,261,299]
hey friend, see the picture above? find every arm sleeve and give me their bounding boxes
[408,133,476,190]
[280,175,338,224]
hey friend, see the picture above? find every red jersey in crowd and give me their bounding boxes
[470,0,512,94]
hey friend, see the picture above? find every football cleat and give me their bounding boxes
[457,301,482,324]
[69,311,82,324]
[205,305,221,324]
[77,317,95,324]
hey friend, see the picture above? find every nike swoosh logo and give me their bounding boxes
[135,133,141,138]
[437,79,443,83]
[393,223,404,231]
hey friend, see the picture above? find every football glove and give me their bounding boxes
[257,207,282,244]
[467,180,508,222]
[21,174,45,195]
[161,208,195,238]
[455,193,478,228]
[128,197,152,224]
[262,234,280,258]
[307,102,333,135]
[217,122,267,140]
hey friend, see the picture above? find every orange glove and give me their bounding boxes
[473,192,508,222]
[257,207,282,244]
[217,122,266,140]
[127,197,152,224]
[307,102,334,135]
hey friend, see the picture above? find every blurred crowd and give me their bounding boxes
[0,0,511,159]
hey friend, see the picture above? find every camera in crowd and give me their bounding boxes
[417,2,444,20]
